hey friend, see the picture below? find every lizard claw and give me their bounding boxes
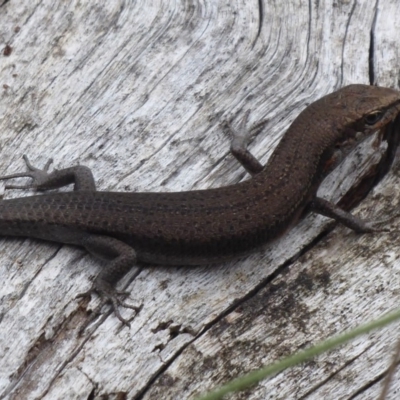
[0,155,54,190]
[77,279,142,334]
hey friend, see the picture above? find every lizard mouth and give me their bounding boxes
[336,112,400,212]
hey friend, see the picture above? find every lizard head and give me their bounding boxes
[320,84,400,173]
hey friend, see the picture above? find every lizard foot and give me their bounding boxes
[0,155,53,190]
[77,279,142,334]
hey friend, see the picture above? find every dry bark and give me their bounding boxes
[1,1,400,399]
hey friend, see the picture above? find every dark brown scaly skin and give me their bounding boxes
[1,84,399,328]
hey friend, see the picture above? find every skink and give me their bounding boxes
[1,84,399,326]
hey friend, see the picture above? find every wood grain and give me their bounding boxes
[1,1,400,399]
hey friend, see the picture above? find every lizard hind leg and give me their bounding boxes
[0,155,54,190]
[78,234,142,333]
[77,280,142,334]
[0,155,96,192]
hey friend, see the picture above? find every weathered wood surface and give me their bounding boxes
[1,1,400,399]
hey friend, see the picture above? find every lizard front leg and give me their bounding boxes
[223,111,268,176]
[309,197,383,233]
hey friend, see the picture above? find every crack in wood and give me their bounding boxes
[369,2,379,85]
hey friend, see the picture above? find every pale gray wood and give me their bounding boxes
[0,1,400,399]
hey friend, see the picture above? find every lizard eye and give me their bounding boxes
[365,111,384,125]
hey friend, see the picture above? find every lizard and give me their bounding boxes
[1,84,400,328]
